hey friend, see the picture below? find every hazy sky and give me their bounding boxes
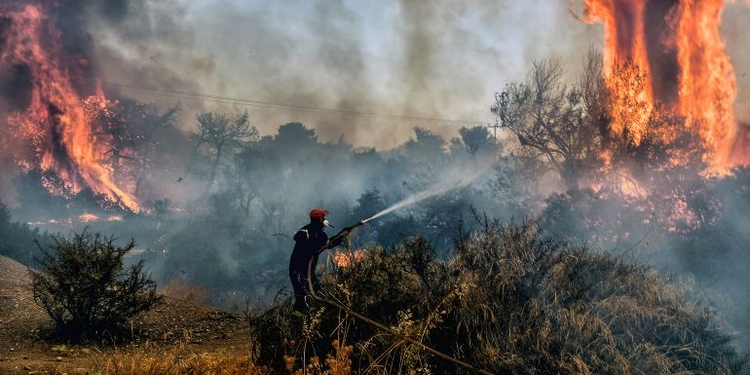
[4,0,749,348]
[87,0,601,149]
[86,0,750,149]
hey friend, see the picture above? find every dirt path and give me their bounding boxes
[0,255,253,375]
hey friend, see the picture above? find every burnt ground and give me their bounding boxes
[0,255,253,375]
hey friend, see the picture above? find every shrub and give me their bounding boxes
[30,228,161,342]
[0,200,53,266]
[250,220,748,375]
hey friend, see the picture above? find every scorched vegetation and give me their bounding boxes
[251,220,749,375]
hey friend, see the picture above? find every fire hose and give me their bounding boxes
[304,221,498,375]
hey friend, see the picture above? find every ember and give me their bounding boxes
[331,249,366,269]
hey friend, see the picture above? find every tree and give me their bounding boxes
[351,189,386,222]
[274,122,318,152]
[86,98,182,197]
[123,102,181,198]
[456,125,497,162]
[192,110,258,192]
[402,127,446,163]
[0,200,50,266]
[492,57,604,190]
[30,228,161,342]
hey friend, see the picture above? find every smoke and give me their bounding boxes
[3,1,748,150]
[57,0,600,149]
[723,1,750,123]
[72,0,206,98]
[363,157,494,223]
[1,0,749,354]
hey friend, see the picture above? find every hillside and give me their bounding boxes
[0,255,253,375]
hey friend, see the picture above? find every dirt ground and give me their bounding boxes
[0,255,253,375]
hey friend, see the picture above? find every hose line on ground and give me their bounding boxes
[305,251,498,375]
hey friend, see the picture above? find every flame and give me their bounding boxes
[331,249,366,269]
[578,0,748,173]
[0,4,140,212]
[580,0,653,145]
[670,0,739,170]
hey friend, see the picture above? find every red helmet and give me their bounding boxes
[309,208,329,220]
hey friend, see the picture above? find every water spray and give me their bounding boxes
[363,162,490,224]
[308,166,497,375]
[304,165,499,375]
[326,162,492,243]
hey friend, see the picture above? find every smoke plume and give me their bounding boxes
[71,0,601,148]
[2,0,750,353]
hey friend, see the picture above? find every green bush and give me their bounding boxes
[0,200,52,266]
[251,220,748,375]
[30,228,161,342]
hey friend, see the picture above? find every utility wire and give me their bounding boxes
[102,81,489,126]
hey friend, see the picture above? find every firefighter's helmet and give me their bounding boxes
[309,208,328,220]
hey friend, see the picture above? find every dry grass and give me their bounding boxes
[81,341,266,375]
[250,220,749,375]
[158,280,211,305]
[17,221,743,375]
[283,340,354,375]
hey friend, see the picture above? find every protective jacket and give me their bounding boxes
[289,220,346,313]
[289,221,329,275]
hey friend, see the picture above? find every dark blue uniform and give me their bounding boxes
[289,221,330,312]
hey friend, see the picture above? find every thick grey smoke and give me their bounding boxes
[2,1,747,150]
[2,0,749,353]
[723,2,750,122]
[77,0,600,149]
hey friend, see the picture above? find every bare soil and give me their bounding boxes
[0,255,252,375]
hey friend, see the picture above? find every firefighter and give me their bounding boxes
[289,208,346,314]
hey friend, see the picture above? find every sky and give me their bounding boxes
[3,0,750,349]
[78,0,750,150]
[86,0,605,149]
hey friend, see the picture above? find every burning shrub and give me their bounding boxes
[250,220,748,374]
[29,228,161,342]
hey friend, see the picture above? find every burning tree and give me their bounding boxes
[87,99,182,199]
[492,55,606,191]
[0,3,142,212]
[576,0,747,171]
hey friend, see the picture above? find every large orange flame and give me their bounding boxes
[670,0,739,168]
[580,0,653,145]
[0,4,139,212]
[579,0,748,173]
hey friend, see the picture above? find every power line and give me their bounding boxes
[102,81,489,126]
